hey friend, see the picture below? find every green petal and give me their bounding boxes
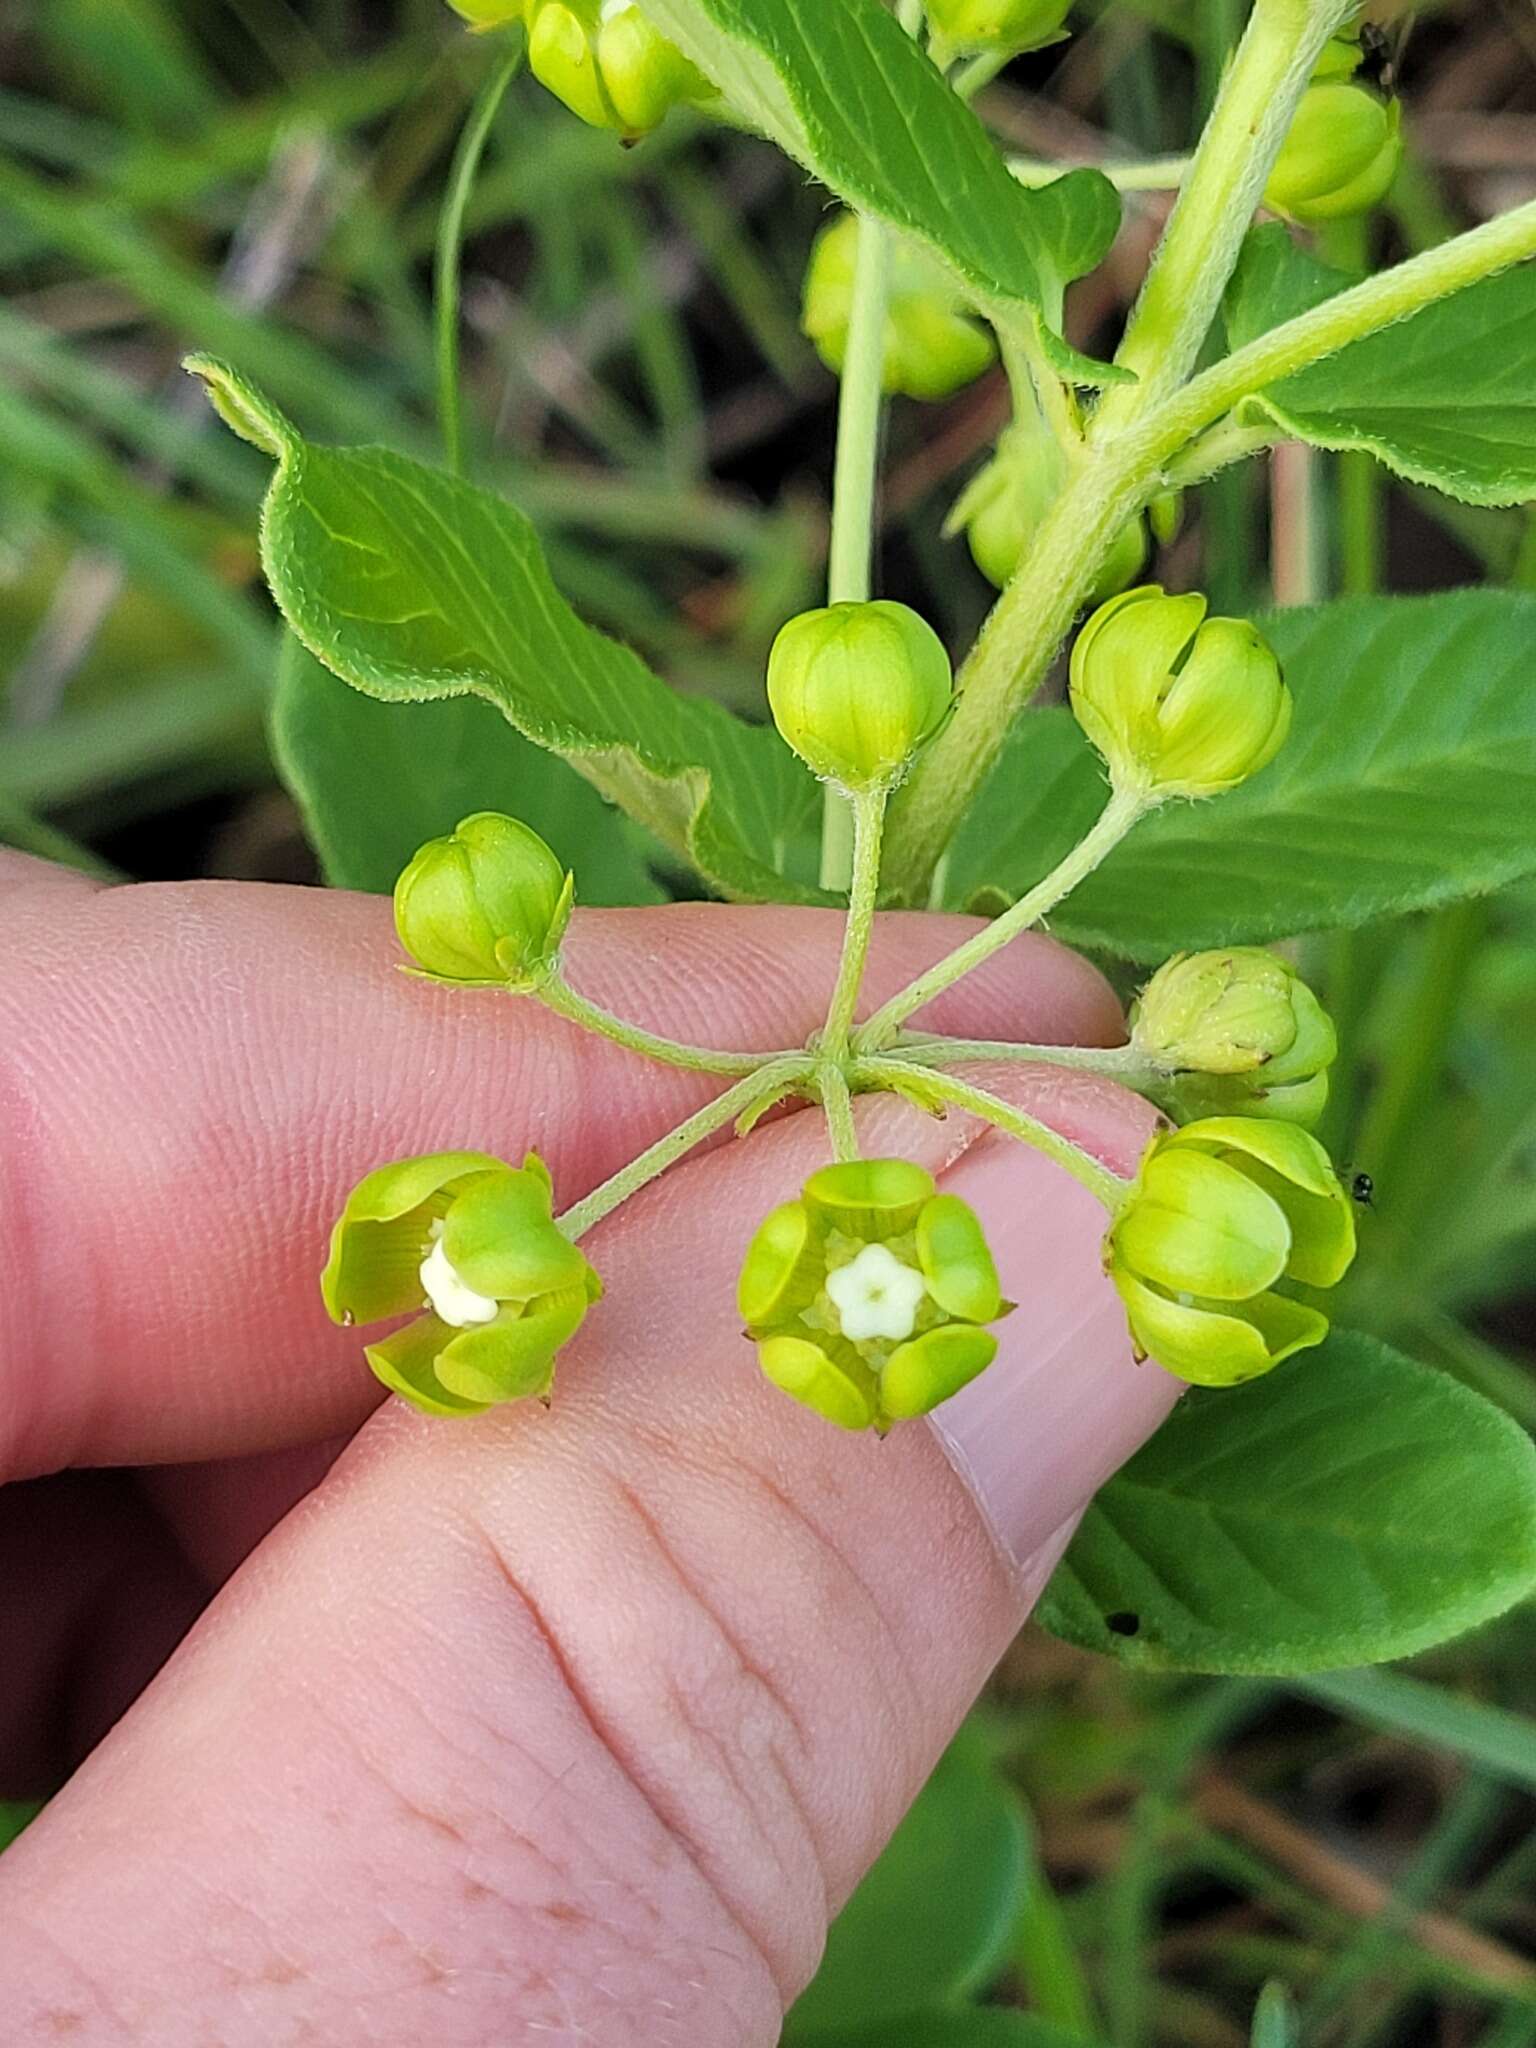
[1263,981,1338,1088]
[435,1283,592,1405]
[915,1194,1003,1322]
[1113,1271,1325,1387]
[881,1325,998,1420]
[1241,1158,1357,1287]
[757,1334,879,1432]
[443,1167,591,1301]
[320,1150,508,1325]
[1248,1071,1330,1129]
[365,1314,492,1417]
[1116,1149,1291,1300]
[1173,1117,1339,1197]
[802,1157,936,1239]
[737,1200,825,1327]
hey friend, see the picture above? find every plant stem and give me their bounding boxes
[819,1061,861,1162]
[1150,195,1536,456]
[1010,155,1193,194]
[434,39,523,476]
[535,977,786,1077]
[861,787,1146,1047]
[887,194,1536,899]
[1095,0,1351,427]
[558,1058,811,1240]
[857,1060,1128,1210]
[887,1035,1163,1087]
[822,783,889,1057]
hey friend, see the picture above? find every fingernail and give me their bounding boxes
[926,1123,1181,1576]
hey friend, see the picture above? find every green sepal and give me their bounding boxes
[321,1150,507,1325]
[802,1157,937,1239]
[1165,1119,1356,1288]
[365,1314,494,1417]
[881,1325,999,1420]
[757,1333,880,1432]
[442,1165,592,1300]
[915,1193,1004,1323]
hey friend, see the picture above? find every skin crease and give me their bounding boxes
[0,851,1179,2045]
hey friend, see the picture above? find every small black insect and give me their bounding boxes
[1350,1171,1375,1209]
[1106,1611,1141,1638]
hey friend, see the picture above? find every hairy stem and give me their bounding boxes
[558,1058,811,1240]
[820,1062,861,1162]
[867,787,1147,1046]
[822,783,889,1057]
[856,1060,1129,1211]
[536,978,785,1077]
[435,40,524,476]
[888,1036,1163,1088]
[1096,0,1350,425]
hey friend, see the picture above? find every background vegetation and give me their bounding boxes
[4,0,1536,2040]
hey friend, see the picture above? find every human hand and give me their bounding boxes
[0,852,1175,2045]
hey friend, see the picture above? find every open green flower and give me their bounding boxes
[738,1158,1011,1431]
[802,212,996,402]
[322,1150,601,1416]
[1130,948,1338,1128]
[1105,1118,1356,1388]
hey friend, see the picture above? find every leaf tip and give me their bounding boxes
[182,355,297,461]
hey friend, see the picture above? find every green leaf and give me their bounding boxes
[188,358,824,904]
[1037,1331,1536,1675]
[272,636,661,904]
[784,1735,1028,2038]
[0,1801,41,1853]
[639,0,1122,380]
[804,2016,1100,2048]
[1225,224,1536,506]
[946,590,1536,957]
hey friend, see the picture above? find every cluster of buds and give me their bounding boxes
[802,213,996,402]
[1130,948,1338,1128]
[738,1160,1012,1431]
[946,418,1177,598]
[1264,34,1402,225]
[323,1150,602,1414]
[1069,585,1291,803]
[1105,1119,1356,1386]
[925,0,1074,57]
[447,0,713,139]
[767,599,954,790]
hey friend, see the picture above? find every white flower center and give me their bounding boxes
[825,1243,927,1344]
[420,1235,499,1329]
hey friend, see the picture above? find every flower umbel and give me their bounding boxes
[1105,1118,1356,1388]
[1130,948,1338,1128]
[738,1158,1012,1432]
[322,1150,601,1415]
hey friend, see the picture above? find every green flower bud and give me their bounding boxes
[1106,1117,1356,1387]
[527,0,712,139]
[322,1150,602,1414]
[946,420,1146,598]
[1130,949,1338,1129]
[767,600,953,790]
[1312,30,1364,80]
[1264,83,1402,225]
[925,0,1073,55]
[1069,585,1291,801]
[446,0,529,28]
[394,811,574,990]
[738,1159,1011,1430]
[802,213,996,402]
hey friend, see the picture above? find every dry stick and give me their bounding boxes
[1193,1774,1536,1997]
